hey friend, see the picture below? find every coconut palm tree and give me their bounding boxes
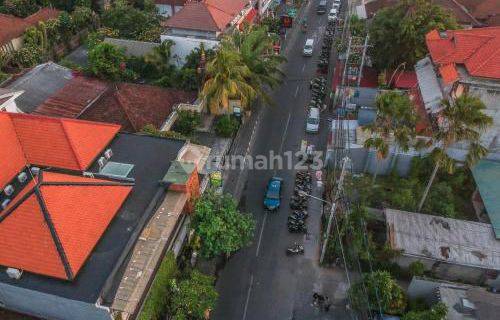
[417,94,493,211]
[201,43,257,114]
[363,91,418,183]
[228,26,286,106]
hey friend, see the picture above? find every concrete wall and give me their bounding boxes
[0,282,111,320]
[160,35,219,67]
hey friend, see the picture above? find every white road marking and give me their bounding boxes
[255,211,268,257]
[278,113,292,155]
[302,63,306,72]
[242,274,254,320]
[294,84,300,97]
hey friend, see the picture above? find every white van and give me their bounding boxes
[303,39,314,56]
[328,8,338,22]
[306,107,320,133]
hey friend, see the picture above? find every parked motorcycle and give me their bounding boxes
[286,243,305,256]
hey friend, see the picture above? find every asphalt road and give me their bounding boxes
[213,2,351,320]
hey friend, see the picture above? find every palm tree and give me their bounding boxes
[417,94,493,211]
[201,44,257,114]
[226,26,286,107]
[363,91,418,183]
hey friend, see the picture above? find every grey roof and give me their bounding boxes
[385,208,500,270]
[64,45,89,67]
[4,62,73,113]
[104,38,160,57]
[357,107,377,126]
[471,160,500,238]
[415,57,443,114]
[349,87,379,108]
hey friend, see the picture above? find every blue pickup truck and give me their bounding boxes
[264,177,283,211]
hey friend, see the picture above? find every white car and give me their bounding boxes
[303,38,314,56]
[333,2,340,9]
[306,107,320,133]
[328,8,338,22]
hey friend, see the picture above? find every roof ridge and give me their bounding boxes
[42,181,135,187]
[113,85,140,131]
[6,114,31,163]
[200,1,224,31]
[60,120,84,170]
[33,172,74,280]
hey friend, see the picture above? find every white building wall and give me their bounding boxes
[160,35,219,67]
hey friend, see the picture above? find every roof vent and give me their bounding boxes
[3,185,14,197]
[30,167,40,176]
[1,199,11,210]
[98,157,107,169]
[6,268,23,280]
[17,172,27,184]
[104,148,113,159]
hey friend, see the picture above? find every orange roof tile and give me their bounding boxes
[439,63,459,85]
[426,27,500,80]
[0,172,132,280]
[0,112,120,186]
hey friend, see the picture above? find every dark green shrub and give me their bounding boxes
[138,251,179,320]
[173,111,201,136]
[214,115,239,137]
[408,260,425,277]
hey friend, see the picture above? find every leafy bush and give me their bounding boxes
[88,42,131,80]
[214,115,239,137]
[170,270,218,319]
[86,27,119,49]
[141,124,189,140]
[408,261,425,277]
[138,251,179,320]
[402,302,447,320]
[173,111,201,136]
[349,270,407,315]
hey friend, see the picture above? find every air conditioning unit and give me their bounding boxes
[83,172,95,178]
[17,172,27,183]
[3,185,14,196]
[104,149,113,159]
[97,157,106,169]
[1,199,10,210]
[30,167,40,175]
[6,268,23,280]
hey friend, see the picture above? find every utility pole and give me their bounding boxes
[320,156,350,264]
[356,35,369,87]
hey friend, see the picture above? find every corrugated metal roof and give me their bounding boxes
[415,57,443,114]
[472,160,500,238]
[385,208,500,270]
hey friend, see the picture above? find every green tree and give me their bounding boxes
[71,5,93,29]
[214,115,239,137]
[192,191,255,258]
[402,302,448,320]
[88,42,129,80]
[369,0,458,70]
[364,91,418,183]
[0,0,38,17]
[101,0,160,41]
[418,95,493,211]
[171,270,218,320]
[349,270,407,315]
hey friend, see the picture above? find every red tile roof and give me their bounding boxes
[34,77,196,132]
[0,8,59,45]
[391,71,418,89]
[0,112,120,188]
[426,27,500,81]
[460,0,500,26]
[0,171,132,280]
[409,87,432,136]
[165,0,249,32]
